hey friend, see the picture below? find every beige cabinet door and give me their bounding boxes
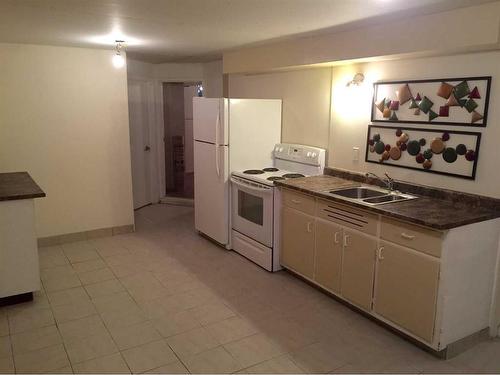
[341,229,377,311]
[314,219,343,293]
[281,207,315,278]
[374,240,440,343]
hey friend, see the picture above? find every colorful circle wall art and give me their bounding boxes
[366,125,481,180]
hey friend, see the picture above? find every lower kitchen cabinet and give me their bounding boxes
[314,219,343,293]
[341,228,377,311]
[374,240,440,343]
[281,206,315,278]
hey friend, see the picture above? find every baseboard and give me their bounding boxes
[444,328,490,359]
[37,224,135,246]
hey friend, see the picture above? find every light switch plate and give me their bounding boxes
[352,147,360,161]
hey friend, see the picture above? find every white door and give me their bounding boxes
[194,141,228,244]
[193,97,226,144]
[128,80,152,209]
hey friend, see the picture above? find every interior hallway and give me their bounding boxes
[1,204,499,374]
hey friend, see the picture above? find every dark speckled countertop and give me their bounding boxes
[0,172,46,202]
[275,175,500,230]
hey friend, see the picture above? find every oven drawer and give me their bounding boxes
[316,199,378,235]
[231,230,272,271]
[380,218,442,257]
[282,189,316,215]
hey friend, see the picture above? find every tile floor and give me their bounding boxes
[1,203,499,374]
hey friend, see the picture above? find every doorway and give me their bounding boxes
[162,82,201,200]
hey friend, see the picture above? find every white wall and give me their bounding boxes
[330,51,500,198]
[0,43,134,238]
[228,68,332,149]
[203,60,224,98]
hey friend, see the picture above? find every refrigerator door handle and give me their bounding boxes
[215,112,220,178]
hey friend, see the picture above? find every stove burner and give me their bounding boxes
[267,176,285,182]
[263,167,279,172]
[243,169,264,175]
[283,173,305,179]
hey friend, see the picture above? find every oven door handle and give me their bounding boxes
[230,177,273,193]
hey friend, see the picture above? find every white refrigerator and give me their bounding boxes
[193,97,282,246]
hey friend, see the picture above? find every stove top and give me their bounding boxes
[233,167,308,186]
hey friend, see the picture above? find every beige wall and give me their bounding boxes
[330,51,500,198]
[228,68,332,149]
[0,43,134,238]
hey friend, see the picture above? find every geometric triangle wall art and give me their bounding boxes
[371,76,491,127]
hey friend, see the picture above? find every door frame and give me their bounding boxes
[127,72,207,204]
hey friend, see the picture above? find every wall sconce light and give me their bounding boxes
[346,73,365,87]
[112,40,126,68]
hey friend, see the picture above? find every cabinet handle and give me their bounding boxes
[291,199,301,204]
[334,231,340,244]
[343,234,350,247]
[307,222,313,233]
[401,232,415,240]
[377,246,385,261]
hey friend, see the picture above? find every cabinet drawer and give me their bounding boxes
[380,218,442,257]
[316,199,378,236]
[282,189,316,215]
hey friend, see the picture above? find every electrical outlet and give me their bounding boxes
[352,147,360,161]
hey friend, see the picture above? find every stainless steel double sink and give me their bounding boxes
[325,186,417,206]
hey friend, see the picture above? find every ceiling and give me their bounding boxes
[0,0,493,63]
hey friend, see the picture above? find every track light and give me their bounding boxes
[112,40,125,68]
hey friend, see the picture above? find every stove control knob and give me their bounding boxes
[306,152,312,157]
[311,152,317,158]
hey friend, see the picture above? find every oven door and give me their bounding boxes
[231,176,274,247]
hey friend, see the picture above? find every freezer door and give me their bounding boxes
[194,141,229,245]
[193,97,227,145]
[229,98,282,171]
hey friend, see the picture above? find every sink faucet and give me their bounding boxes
[365,172,395,191]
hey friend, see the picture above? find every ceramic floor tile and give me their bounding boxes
[64,331,118,364]
[239,354,305,374]
[206,316,258,345]
[108,321,162,350]
[144,359,188,374]
[65,249,101,264]
[84,278,125,298]
[52,299,97,323]
[73,352,131,374]
[151,309,201,338]
[40,264,76,281]
[223,333,285,369]
[183,346,242,374]
[289,340,352,373]
[8,307,54,334]
[190,301,236,326]
[92,291,139,314]
[42,274,82,292]
[11,325,62,355]
[166,327,220,360]
[47,287,91,307]
[0,314,7,337]
[78,267,116,285]
[14,343,70,373]
[0,355,14,374]
[58,314,107,342]
[72,258,107,273]
[0,337,11,359]
[121,339,177,373]
[100,307,147,330]
[39,247,70,269]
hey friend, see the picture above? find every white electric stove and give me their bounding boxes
[230,143,326,271]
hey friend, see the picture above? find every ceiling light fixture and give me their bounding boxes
[346,73,365,87]
[112,40,125,68]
